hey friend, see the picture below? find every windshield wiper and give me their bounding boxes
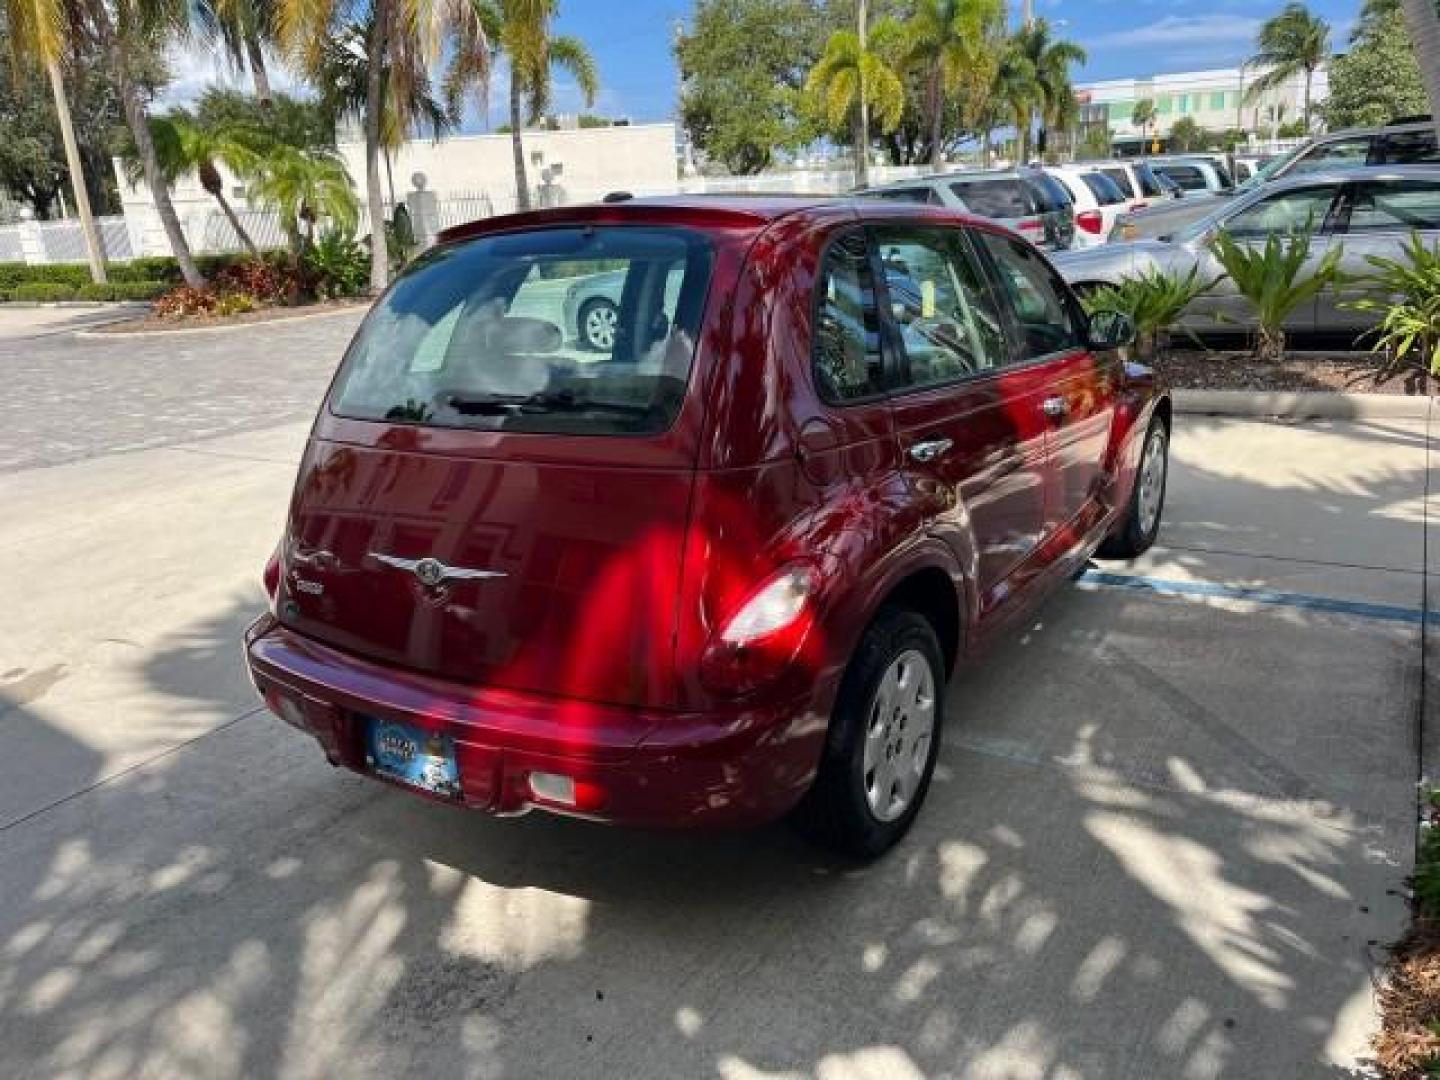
[445,390,651,417]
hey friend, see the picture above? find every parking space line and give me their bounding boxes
[1079,569,1427,625]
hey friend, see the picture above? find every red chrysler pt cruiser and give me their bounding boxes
[245,196,1169,857]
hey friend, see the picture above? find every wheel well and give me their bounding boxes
[879,568,961,676]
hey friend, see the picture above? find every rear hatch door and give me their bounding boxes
[280,222,725,709]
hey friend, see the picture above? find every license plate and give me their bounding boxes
[363,718,461,799]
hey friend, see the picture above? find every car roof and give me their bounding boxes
[1259,163,1440,188]
[866,169,1030,190]
[436,192,1009,246]
[1318,118,1434,140]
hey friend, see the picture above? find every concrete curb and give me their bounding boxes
[0,301,152,310]
[1174,389,1434,421]
[74,302,370,339]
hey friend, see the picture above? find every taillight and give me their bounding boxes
[700,564,820,695]
[1077,210,1104,235]
[1016,218,1043,233]
[262,543,282,602]
[1130,201,1149,212]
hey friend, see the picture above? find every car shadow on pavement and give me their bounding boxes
[0,552,1411,1079]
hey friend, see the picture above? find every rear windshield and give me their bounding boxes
[1100,167,1135,198]
[1131,163,1166,198]
[950,178,1030,218]
[1080,172,1127,205]
[330,226,713,436]
[1024,172,1073,212]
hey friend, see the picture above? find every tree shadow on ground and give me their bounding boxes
[0,410,1426,1079]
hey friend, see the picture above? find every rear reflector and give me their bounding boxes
[1077,210,1104,235]
[528,772,607,812]
[1016,218,1043,232]
[264,687,307,730]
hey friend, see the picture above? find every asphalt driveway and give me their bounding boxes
[0,311,1430,1079]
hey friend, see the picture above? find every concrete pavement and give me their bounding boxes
[0,316,1431,1078]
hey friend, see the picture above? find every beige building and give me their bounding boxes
[1076,65,1331,144]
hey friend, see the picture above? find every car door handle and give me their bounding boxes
[1042,396,1069,419]
[908,438,953,463]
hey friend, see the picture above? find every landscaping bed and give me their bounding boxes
[1153,348,1434,396]
[1374,794,1440,1078]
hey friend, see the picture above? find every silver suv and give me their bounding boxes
[859,169,1076,251]
[1115,118,1439,240]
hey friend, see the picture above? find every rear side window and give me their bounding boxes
[950,178,1029,218]
[1156,164,1206,191]
[1132,164,1166,197]
[975,232,1082,360]
[874,224,1011,387]
[813,231,886,402]
[869,187,939,204]
[1287,136,1372,175]
[1345,180,1440,233]
[1223,186,1339,238]
[1380,130,1440,164]
[330,226,713,435]
[1081,173,1126,205]
[1101,167,1136,198]
[1024,173,1072,211]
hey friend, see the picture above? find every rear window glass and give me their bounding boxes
[1157,164,1206,191]
[1081,172,1126,205]
[950,178,1029,218]
[1133,164,1166,197]
[1024,173,1072,211]
[1100,167,1135,198]
[868,187,936,204]
[330,226,713,435]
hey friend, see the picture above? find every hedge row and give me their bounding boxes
[3,281,168,302]
[0,252,283,291]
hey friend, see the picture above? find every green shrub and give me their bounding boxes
[1079,266,1218,358]
[304,229,368,299]
[13,282,78,301]
[1208,228,1343,361]
[74,281,167,301]
[0,263,91,290]
[1345,232,1440,383]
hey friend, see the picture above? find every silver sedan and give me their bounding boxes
[1054,165,1440,336]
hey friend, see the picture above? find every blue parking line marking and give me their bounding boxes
[1078,569,1428,626]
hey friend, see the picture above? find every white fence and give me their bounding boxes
[2,163,964,266]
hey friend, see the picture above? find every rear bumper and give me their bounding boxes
[243,616,825,828]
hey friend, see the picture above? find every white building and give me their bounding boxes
[1076,65,1332,145]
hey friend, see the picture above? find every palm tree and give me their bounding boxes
[313,18,453,205]
[3,0,108,282]
[278,0,481,293]
[1243,3,1330,131]
[195,0,278,105]
[248,145,358,262]
[120,111,265,259]
[806,11,906,187]
[1131,98,1156,155]
[990,43,1037,164]
[468,0,598,213]
[1013,18,1085,158]
[1400,0,1440,146]
[903,0,1003,168]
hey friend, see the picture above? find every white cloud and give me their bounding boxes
[155,43,310,110]
[1085,14,1262,51]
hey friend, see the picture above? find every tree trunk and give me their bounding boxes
[928,66,943,169]
[854,0,870,189]
[246,36,273,107]
[46,60,106,284]
[214,190,261,260]
[1402,0,1440,148]
[1303,67,1312,131]
[510,70,530,211]
[365,0,391,293]
[109,36,203,288]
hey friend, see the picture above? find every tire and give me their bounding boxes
[1098,418,1168,559]
[793,609,945,860]
[578,297,619,352]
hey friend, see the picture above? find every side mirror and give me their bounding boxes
[1087,309,1136,350]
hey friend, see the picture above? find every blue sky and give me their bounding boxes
[163,0,1366,125]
